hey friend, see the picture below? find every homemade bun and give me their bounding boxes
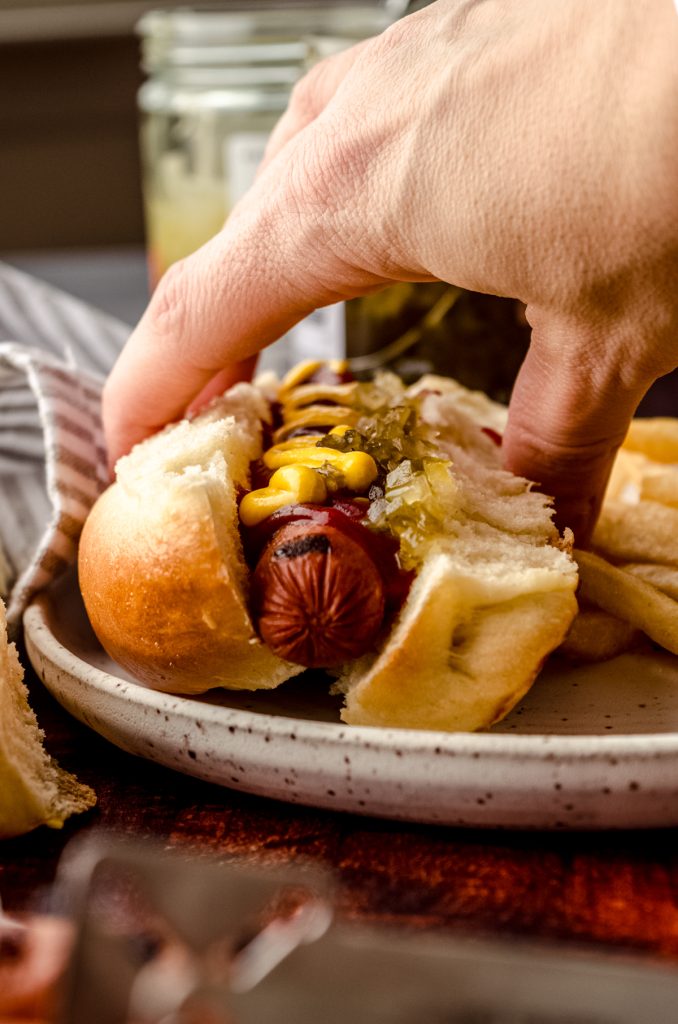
[338,384,577,730]
[79,373,577,731]
[0,598,95,837]
[79,384,302,693]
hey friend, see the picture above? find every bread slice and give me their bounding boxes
[0,598,95,838]
[79,374,577,730]
[336,386,578,730]
[79,383,303,693]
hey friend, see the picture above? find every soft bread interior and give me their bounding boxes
[336,386,578,731]
[79,384,302,693]
[115,383,268,594]
[416,389,559,540]
[339,554,576,731]
[408,373,509,434]
[0,598,95,837]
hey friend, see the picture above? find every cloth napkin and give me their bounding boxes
[0,262,128,628]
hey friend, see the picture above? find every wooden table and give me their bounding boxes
[4,649,678,966]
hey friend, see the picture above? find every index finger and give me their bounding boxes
[101,141,376,470]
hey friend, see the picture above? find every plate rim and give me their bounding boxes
[23,591,678,762]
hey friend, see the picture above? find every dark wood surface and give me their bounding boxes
[4,652,678,966]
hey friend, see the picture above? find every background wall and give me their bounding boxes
[0,1,175,249]
[1,36,145,249]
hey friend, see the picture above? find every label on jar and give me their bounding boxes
[224,132,270,207]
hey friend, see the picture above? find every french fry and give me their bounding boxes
[604,449,647,503]
[605,449,678,507]
[622,563,678,602]
[623,418,678,463]
[559,605,640,662]
[589,416,678,661]
[575,549,678,656]
[638,470,678,508]
[592,500,678,567]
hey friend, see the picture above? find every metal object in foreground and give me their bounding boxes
[51,836,678,1024]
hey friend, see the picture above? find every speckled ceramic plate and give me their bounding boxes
[23,570,678,830]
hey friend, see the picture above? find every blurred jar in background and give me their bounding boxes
[137,4,394,287]
[138,3,530,391]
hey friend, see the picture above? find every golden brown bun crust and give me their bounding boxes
[339,552,577,732]
[79,479,297,694]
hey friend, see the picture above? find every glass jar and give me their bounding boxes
[137,3,531,392]
[137,4,395,288]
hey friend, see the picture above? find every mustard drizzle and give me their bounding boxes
[239,361,378,528]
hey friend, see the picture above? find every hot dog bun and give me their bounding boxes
[79,371,577,731]
[79,384,303,693]
[337,382,577,730]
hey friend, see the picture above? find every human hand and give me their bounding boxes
[103,0,678,542]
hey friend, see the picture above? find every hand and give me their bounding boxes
[103,0,678,542]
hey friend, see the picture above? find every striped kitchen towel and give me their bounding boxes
[0,262,128,627]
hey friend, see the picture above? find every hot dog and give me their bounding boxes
[239,361,414,668]
[78,362,578,732]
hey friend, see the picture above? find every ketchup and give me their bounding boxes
[481,426,503,446]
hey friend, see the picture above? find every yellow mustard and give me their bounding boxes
[239,361,379,528]
[278,358,349,392]
[239,424,378,528]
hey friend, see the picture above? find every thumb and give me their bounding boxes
[502,310,649,546]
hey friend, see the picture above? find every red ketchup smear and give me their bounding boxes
[249,458,274,491]
[481,426,503,446]
[242,499,414,619]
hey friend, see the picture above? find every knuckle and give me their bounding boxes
[287,61,328,122]
[285,134,359,252]
[142,252,225,370]
[509,418,627,468]
[362,14,419,64]
[365,17,406,56]
[293,123,367,214]
[146,257,195,348]
[273,120,399,285]
[288,46,354,117]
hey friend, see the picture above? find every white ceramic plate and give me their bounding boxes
[23,571,678,830]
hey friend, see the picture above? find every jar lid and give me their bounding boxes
[138,3,396,73]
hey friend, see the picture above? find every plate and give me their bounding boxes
[23,571,678,830]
